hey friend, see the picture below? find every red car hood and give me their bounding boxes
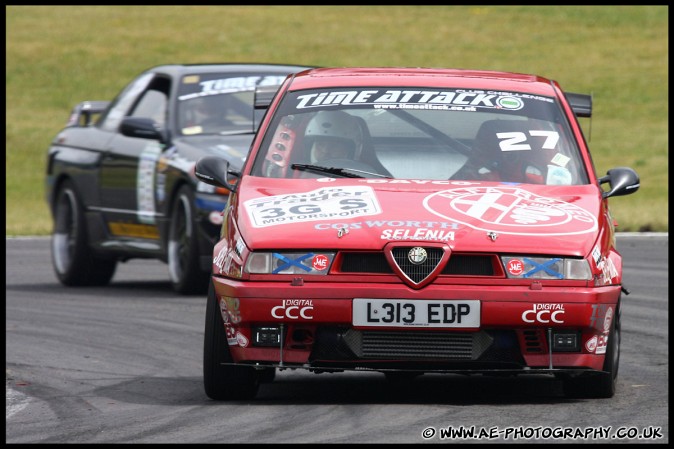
[235,177,603,257]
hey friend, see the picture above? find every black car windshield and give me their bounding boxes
[251,87,589,185]
[178,90,255,136]
[176,73,287,136]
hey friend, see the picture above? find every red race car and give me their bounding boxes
[195,67,640,400]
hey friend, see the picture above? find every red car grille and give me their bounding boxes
[345,329,493,360]
[310,328,525,367]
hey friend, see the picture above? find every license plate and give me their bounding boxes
[352,298,480,328]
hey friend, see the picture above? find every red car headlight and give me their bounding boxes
[245,251,336,275]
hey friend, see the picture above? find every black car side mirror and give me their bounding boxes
[598,167,640,199]
[195,156,241,193]
[119,117,168,144]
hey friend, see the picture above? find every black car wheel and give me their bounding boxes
[168,185,209,294]
[51,180,117,286]
[203,282,259,400]
[563,299,621,398]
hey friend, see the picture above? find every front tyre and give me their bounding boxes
[168,185,209,294]
[203,282,259,400]
[51,180,117,286]
[563,299,621,398]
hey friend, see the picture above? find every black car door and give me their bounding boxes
[98,73,171,249]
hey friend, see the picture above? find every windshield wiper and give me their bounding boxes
[291,164,391,179]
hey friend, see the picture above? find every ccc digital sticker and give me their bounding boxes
[521,303,565,324]
[271,300,314,320]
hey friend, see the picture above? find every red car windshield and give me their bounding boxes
[252,87,589,185]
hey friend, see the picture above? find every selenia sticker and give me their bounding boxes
[244,186,381,228]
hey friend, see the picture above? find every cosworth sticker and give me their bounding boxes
[424,186,597,236]
[294,89,552,111]
[315,220,459,231]
[244,186,381,228]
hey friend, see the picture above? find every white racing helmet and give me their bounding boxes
[305,111,363,163]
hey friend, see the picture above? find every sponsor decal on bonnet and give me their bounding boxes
[424,186,597,236]
[244,186,381,227]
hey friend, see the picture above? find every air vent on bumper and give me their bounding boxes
[343,329,494,360]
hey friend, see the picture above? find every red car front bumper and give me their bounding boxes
[213,276,619,374]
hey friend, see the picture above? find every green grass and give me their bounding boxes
[6,5,668,235]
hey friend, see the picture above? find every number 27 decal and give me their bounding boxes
[496,130,559,151]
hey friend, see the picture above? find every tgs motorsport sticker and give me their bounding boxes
[244,186,381,228]
[424,186,597,236]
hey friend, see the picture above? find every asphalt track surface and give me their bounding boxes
[5,235,668,444]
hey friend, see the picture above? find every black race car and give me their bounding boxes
[46,63,311,294]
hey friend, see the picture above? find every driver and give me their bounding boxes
[304,111,363,163]
[188,96,223,129]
